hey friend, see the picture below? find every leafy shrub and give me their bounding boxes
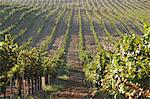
[84,23,150,98]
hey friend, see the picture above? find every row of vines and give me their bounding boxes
[0,0,150,98]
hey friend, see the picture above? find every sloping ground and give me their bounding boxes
[26,36,94,99]
[56,35,92,98]
[53,10,93,98]
[82,11,97,55]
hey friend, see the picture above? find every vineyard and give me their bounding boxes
[0,0,150,98]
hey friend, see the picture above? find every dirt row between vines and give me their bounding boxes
[54,9,92,98]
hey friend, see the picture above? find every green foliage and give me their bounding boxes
[0,34,18,75]
[0,33,66,93]
[0,34,18,91]
[0,25,15,37]
[16,48,46,79]
[83,51,111,84]
[83,23,150,97]
[44,48,65,75]
[43,85,63,93]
